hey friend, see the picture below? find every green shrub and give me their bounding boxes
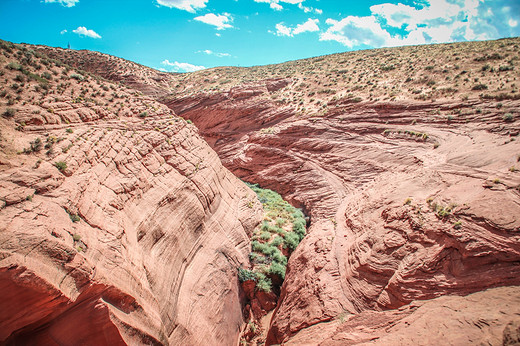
[271,251,287,265]
[54,161,67,172]
[262,244,279,257]
[275,227,286,236]
[269,262,286,279]
[283,232,300,251]
[251,240,266,252]
[70,213,80,223]
[7,62,22,70]
[30,137,42,152]
[260,231,271,241]
[271,235,283,247]
[472,84,488,90]
[70,73,84,81]
[292,219,306,240]
[72,233,81,241]
[249,252,267,264]
[238,267,256,282]
[2,108,15,118]
[503,113,514,122]
[255,273,272,292]
[261,220,273,232]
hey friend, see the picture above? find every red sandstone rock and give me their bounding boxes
[7,40,520,346]
[0,46,263,344]
[283,286,520,345]
[164,88,520,345]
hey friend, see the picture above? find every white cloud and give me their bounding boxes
[72,26,101,39]
[370,1,467,30]
[320,16,389,47]
[161,59,205,72]
[44,0,78,7]
[320,1,520,49]
[297,2,322,14]
[255,0,322,12]
[275,23,292,36]
[198,49,231,57]
[194,13,233,30]
[60,29,67,35]
[156,0,207,12]
[275,18,319,36]
[293,18,320,34]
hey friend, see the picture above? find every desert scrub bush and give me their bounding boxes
[70,73,84,81]
[472,84,488,90]
[255,273,272,292]
[428,199,456,218]
[69,213,80,223]
[503,113,514,122]
[292,218,306,240]
[245,182,308,292]
[238,267,257,282]
[275,217,286,227]
[7,62,22,70]
[260,231,272,241]
[29,137,42,152]
[268,262,286,280]
[271,235,284,247]
[2,108,15,118]
[283,232,300,251]
[54,161,67,172]
[381,65,396,71]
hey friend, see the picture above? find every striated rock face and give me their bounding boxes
[163,85,520,344]
[284,285,520,345]
[0,115,262,344]
[0,42,262,344]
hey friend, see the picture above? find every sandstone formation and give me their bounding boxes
[159,40,520,344]
[0,42,262,344]
[168,86,520,345]
[284,285,520,345]
[2,37,520,345]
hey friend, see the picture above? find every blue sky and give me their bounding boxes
[0,0,519,72]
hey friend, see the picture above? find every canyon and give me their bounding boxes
[1,37,520,345]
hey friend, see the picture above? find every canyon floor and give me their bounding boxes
[1,37,520,345]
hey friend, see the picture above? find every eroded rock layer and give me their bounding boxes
[166,87,520,345]
[4,37,520,345]
[0,42,262,344]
